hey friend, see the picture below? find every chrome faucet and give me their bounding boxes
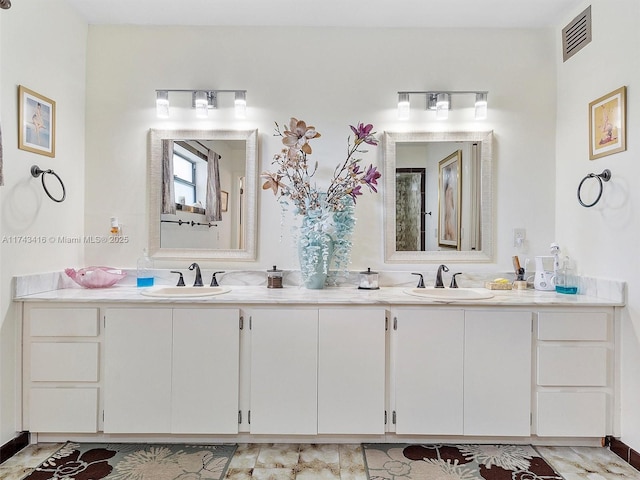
[435,264,449,288]
[188,262,204,287]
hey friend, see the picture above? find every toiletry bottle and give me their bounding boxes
[555,256,578,294]
[136,248,154,287]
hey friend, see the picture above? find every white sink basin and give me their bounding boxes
[404,288,494,301]
[140,286,231,298]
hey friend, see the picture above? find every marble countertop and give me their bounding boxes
[13,284,624,307]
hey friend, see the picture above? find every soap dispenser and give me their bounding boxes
[136,248,154,287]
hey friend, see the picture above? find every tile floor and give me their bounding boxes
[0,442,639,480]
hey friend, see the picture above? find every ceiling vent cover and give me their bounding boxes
[562,5,592,62]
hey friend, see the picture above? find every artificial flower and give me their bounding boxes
[261,117,381,216]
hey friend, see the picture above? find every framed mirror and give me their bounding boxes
[148,129,258,261]
[383,131,493,263]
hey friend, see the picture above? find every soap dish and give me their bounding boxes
[485,281,513,290]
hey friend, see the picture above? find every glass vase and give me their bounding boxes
[296,194,356,289]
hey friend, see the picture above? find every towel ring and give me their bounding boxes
[577,169,611,208]
[31,165,66,203]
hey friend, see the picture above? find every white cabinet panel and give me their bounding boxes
[464,310,532,436]
[250,308,318,435]
[104,308,173,433]
[538,346,608,386]
[30,308,99,336]
[538,312,608,341]
[171,309,239,434]
[31,343,99,382]
[30,388,98,433]
[395,309,464,435]
[318,308,386,434]
[537,392,606,437]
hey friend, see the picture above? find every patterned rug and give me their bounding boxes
[363,443,563,480]
[24,442,237,480]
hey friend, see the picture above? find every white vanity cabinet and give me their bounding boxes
[24,307,101,433]
[249,307,386,435]
[393,308,532,436]
[103,307,240,434]
[535,310,612,437]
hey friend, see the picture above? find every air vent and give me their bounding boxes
[562,5,592,62]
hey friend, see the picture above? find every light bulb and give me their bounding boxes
[156,90,169,119]
[475,92,488,120]
[397,93,410,120]
[195,91,208,119]
[436,93,449,120]
[235,91,247,119]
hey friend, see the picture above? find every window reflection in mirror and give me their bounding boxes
[383,131,493,263]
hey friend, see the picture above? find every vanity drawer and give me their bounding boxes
[30,308,100,337]
[537,346,607,386]
[537,391,606,437]
[538,311,608,341]
[29,387,98,433]
[31,343,99,382]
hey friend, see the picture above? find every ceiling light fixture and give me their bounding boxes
[397,90,489,120]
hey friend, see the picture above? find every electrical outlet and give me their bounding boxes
[513,228,526,248]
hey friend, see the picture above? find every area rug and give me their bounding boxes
[363,443,563,480]
[24,442,237,480]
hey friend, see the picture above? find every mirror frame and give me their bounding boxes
[383,130,494,263]
[148,128,258,261]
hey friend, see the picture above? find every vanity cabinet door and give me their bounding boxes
[394,308,465,435]
[464,310,532,436]
[104,308,173,433]
[249,308,318,435]
[317,308,386,434]
[171,308,240,434]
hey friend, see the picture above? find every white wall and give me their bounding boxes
[83,26,557,273]
[555,0,640,451]
[0,1,87,444]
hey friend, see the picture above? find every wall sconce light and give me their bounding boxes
[156,90,170,119]
[397,90,489,120]
[474,92,488,120]
[436,93,450,120]
[397,92,410,120]
[155,89,247,119]
[235,91,247,119]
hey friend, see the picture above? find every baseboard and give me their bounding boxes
[605,435,640,471]
[0,431,29,464]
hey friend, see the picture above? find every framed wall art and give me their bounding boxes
[18,85,56,157]
[438,150,462,250]
[221,190,229,212]
[589,86,626,160]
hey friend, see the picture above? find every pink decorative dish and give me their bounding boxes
[65,266,126,288]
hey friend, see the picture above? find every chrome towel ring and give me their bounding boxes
[31,165,66,203]
[577,169,611,208]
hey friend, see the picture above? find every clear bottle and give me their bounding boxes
[136,248,154,287]
[555,256,578,294]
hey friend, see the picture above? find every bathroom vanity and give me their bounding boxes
[15,283,622,445]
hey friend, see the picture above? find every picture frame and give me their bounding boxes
[18,85,56,157]
[438,150,462,250]
[589,86,626,160]
[221,190,229,212]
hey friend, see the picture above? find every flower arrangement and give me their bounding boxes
[261,117,381,215]
[261,117,381,287]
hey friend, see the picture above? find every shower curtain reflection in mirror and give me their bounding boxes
[395,168,425,251]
